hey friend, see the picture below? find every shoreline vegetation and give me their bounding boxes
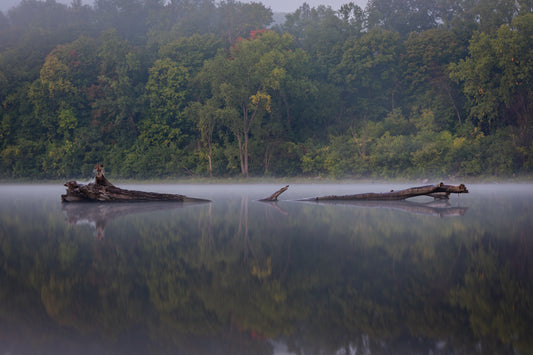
[1,175,532,185]
[1,0,532,180]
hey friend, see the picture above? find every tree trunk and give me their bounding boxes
[62,165,210,203]
[304,183,468,201]
[244,132,249,177]
[208,142,213,178]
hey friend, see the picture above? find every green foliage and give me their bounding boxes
[146,58,189,125]
[0,0,531,179]
[335,29,402,120]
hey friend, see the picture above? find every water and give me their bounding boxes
[1,183,532,355]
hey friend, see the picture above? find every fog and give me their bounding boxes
[1,182,533,354]
[1,0,369,14]
[3,181,533,201]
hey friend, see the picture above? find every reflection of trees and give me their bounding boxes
[0,195,532,354]
[450,230,533,353]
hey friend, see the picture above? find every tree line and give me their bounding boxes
[0,0,532,179]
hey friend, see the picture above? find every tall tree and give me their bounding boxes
[365,0,441,35]
[158,34,223,77]
[88,30,147,148]
[470,0,518,33]
[334,29,402,122]
[281,4,349,80]
[449,13,533,148]
[187,99,219,177]
[93,0,149,43]
[216,0,273,45]
[198,30,296,177]
[402,28,467,127]
[25,36,99,176]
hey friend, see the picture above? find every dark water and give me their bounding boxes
[1,183,532,355]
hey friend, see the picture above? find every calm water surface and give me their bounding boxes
[1,183,532,355]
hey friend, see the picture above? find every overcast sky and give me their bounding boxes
[1,0,368,14]
[255,0,368,12]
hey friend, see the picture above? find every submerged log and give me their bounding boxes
[304,183,468,201]
[62,164,210,203]
[260,185,289,202]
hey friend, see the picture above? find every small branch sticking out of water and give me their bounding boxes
[260,185,289,202]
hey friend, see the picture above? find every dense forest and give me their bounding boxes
[0,0,532,179]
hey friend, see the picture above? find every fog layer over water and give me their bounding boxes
[1,183,532,354]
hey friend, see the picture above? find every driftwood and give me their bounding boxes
[259,185,289,202]
[62,164,210,203]
[304,183,468,201]
[94,163,115,187]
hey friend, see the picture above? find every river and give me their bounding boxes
[0,183,532,354]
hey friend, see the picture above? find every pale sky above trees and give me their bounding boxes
[1,0,368,14]
[254,0,368,12]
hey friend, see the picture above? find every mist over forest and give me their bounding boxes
[0,0,531,179]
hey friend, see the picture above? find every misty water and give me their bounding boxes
[1,183,532,355]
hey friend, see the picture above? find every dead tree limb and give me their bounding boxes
[62,164,210,203]
[260,185,289,202]
[304,183,468,201]
[94,163,115,187]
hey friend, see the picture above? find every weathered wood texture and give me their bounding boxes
[94,163,115,187]
[260,185,289,201]
[62,165,210,203]
[305,183,468,201]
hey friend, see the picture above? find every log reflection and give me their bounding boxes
[62,201,210,239]
[306,199,468,217]
[258,200,289,216]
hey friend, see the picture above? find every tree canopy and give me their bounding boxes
[0,0,532,179]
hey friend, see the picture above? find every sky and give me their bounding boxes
[1,0,368,14]
[252,0,368,12]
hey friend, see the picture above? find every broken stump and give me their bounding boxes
[62,164,210,203]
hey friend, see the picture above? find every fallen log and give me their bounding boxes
[61,164,210,203]
[303,183,468,201]
[259,185,289,202]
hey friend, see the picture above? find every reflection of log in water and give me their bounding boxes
[62,201,209,239]
[258,200,289,216]
[258,186,290,216]
[304,199,468,217]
